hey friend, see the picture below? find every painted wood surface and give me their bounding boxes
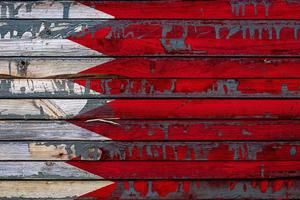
[1,161,300,179]
[2,1,300,199]
[3,78,300,98]
[3,0,300,20]
[3,58,300,79]
[2,99,300,119]
[1,180,300,199]
[2,120,300,141]
[1,20,300,56]
[1,141,300,161]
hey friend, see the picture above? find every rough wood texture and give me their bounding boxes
[1,20,300,56]
[2,141,300,161]
[2,161,300,179]
[2,0,300,19]
[0,181,113,199]
[3,120,300,141]
[1,180,300,199]
[0,1,113,19]
[3,58,300,79]
[2,99,300,119]
[3,78,300,98]
[2,1,300,199]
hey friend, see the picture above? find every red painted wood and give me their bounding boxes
[79,180,300,199]
[74,78,300,97]
[73,141,300,161]
[75,99,300,119]
[78,58,300,78]
[70,120,300,141]
[67,161,300,179]
[68,20,300,56]
[82,0,300,19]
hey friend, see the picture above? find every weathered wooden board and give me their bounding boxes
[2,99,300,119]
[2,120,300,141]
[3,58,300,79]
[0,1,113,19]
[2,141,300,161]
[1,161,300,179]
[0,181,113,199]
[3,78,300,98]
[1,180,300,199]
[0,120,108,140]
[2,20,300,56]
[3,1,300,20]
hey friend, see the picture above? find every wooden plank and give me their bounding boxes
[2,161,300,179]
[2,58,300,79]
[2,99,300,119]
[0,120,108,140]
[0,161,101,179]
[67,20,300,56]
[3,78,300,98]
[2,20,300,56]
[2,141,300,161]
[2,120,300,141]
[0,1,113,19]
[1,180,300,199]
[0,181,113,199]
[3,1,300,20]
[0,39,102,57]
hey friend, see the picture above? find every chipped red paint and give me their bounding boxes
[74,99,300,119]
[81,0,300,19]
[68,20,300,56]
[73,78,300,97]
[70,120,300,141]
[67,161,300,179]
[79,180,300,199]
[68,141,300,161]
[61,2,300,199]
[77,58,300,78]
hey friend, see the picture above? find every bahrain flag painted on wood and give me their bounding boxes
[1,0,300,199]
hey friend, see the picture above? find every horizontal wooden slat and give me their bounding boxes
[2,58,300,79]
[2,78,300,98]
[2,141,300,161]
[2,120,300,141]
[0,1,113,19]
[68,20,300,56]
[2,161,300,179]
[0,181,113,199]
[3,1,300,20]
[0,120,110,140]
[1,180,300,199]
[2,20,300,56]
[2,99,300,119]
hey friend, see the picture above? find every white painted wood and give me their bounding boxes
[0,162,102,179]
[0,99,112,119]
[0,181,114,198]
[0,120,109,140]
[0,1,114,19]
[1,79,100,96]
[0,58,114,78]
[0,39,103,56]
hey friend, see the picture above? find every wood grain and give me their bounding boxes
[3,0,300,19]
[3,78,300,98]
[2,161,300,179]
[2,99,300,119]
[1,180,300,199]
[0,1,113,19]
[2,120,300,141]
[2,20,300,56]
[2,58,300,79]
[2,141,300,161]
